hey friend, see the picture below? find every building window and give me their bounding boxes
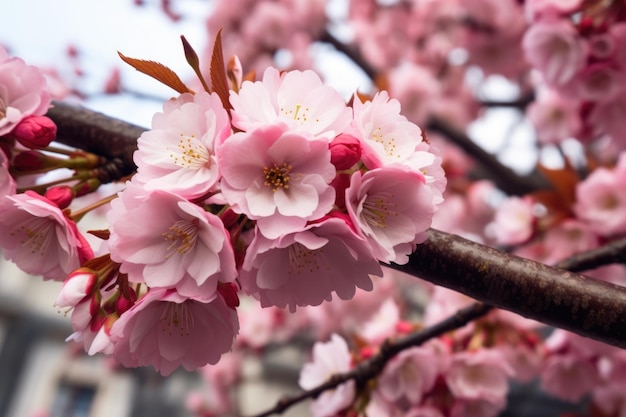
[49,380,96,417]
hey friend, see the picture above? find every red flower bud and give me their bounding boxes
[45,186,75,209]
[217,282,240,310]
[55,267,98,307]
[11,115,57,149]
[115,287,137,316]
[330,134,362,170]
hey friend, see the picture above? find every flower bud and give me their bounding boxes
[217,282,240,310]
[330,133,361,170]
[115,288,137,316]
[45,186,75,209]
[55,268,98,307]
[11,115,57,149]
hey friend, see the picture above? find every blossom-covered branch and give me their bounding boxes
[252,302,494,417]
[45,103,626,348]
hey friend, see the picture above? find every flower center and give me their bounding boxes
[371,127,399,159]
[162,219,198,256]
[167,134,210,169]
[11,217,54,256]
[362,193,397,229]
[264,162,292,192]
[160,302,194,336]
[287,243,322,275]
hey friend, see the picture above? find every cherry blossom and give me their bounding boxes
[377,346,440,406]
[299,334,356,417]
[574,164,626,237]
[107,182,237,301]
[110,288,239,376]
[218,122,336,239]
[0,190,93,281]
[239,216,383,312]
[522,17,587,87]
[229,67,352,139]
[445,349,514,403]
[133,91,230,200]
[0,46,51,136]
[352,90,425,168]
[346,166,435,264]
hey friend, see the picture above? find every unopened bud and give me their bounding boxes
[330,134,362,170]
[11,115,57,149]
[45,186,75,209]
[116,288,137,316]
[217,282,240,310]
[55,268,98,307]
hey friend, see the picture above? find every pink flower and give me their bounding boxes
[540,219,599,264]
[445,349,513,402]
[377,346,439,406]
[110,288,239,376]
[522,18,587,86]
[299,334,355,417]
[540,353,598,402]
[107,182,237,300]
[133,91,231,200]
[574,165,626,237]
[358,298,400,344]
[351,90,425,169]
[218,123,336,239]
[229,67,352,139]
[346,167,434,264]
[239,216,383,312]
[526,90,581,145]
[488,196,535,245]
[0,47,51,136]
[570,61,626,102]
[0,191,93,281]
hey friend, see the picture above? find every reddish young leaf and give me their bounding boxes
[536,162,579,207]
[118,52,193,95]
[209,29,232,111]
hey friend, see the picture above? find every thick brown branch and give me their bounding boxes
[390,229,626,348]
[46,100,145,181]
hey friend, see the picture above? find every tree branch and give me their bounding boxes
[250,302,493,417]
[390,229,626,348]
[426,116,549,195]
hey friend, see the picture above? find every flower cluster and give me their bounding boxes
[0,43,443,375]
[523,1,626,147]
[298,286,543,417]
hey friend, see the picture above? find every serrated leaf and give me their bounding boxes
[209,29,232,111]
[118,51,193,95]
